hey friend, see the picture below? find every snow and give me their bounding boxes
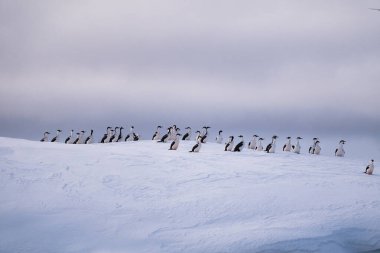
[0,137,379,253]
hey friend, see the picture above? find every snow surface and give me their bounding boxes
[0,137,379,253]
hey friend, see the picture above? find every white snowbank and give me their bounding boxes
[0,137,379,253]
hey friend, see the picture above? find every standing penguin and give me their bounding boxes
[158,127,171,143]
[335,140,346,157]
[169,133,182,150]
[65,130,74,144]
[40,131,50,142]
[292,137,303,154]
[51,130,62,142]
[109,127,119,142]
[101,127,111,143]
[225,136,234,151]
[189,136,202,152]
[313,140,321,155]
[283,137,292,152]
[309,138,319,154]
[194,130,201,141]
[200,126,211,143]
[364,159,375,175]
[233,135,245,152]
[72,132,81,144]
[152,126,162,140]
[85,130,94,144]
[182,127,192,141]
[115,127,124,142]
[248,135,259,150]
[216,130,223,144]
[265,135,278,153]
[255,138,264,151]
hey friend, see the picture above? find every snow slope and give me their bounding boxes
[0,137,379,253]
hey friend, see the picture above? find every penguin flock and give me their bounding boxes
[40,126,374,175]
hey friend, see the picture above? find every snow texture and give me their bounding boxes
[0,137,379,253]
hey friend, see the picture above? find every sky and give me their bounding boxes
[1,0,380,144]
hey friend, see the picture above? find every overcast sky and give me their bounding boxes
[1,0,380,141]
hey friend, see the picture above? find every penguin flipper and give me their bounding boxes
[283,144,286,151]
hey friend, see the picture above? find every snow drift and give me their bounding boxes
[0,137,379,253]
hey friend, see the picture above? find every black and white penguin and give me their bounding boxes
[248,135,258,149]
[51,130,62,142]
[313,140,321,155]
[65,130,74,144]
[169,133,182,150]
[309,138,319,154]
[125,126,136,141]
[200,126,210,143]
[364,159,375,175]
[105,129,114,143]
[115,127,124,142]
[100,127,111,143]
[225,136,234,151]
[194,130,201,141]
[169,125,178,140]
[85,130,94,144]
[283,137,292,152]
[109,127,119,143]
[152,126,162,140]
[233,135,244,152]
[158,127,171,143]
[265,135,278,153]
[40,131,50,142]
[189,136,202,152]
[292,137,302,154]
[255,138,264,151]
[216,130,223,144]
[182,127,192,141]
[78,130,86,144]
[335,140,346,157]
[72,132,81,144]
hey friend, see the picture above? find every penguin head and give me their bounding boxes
[238,135,243,138]
[45,132,50,135]
[196,130,201,134]
[339,140,346,144]
[219,130,223,134]
[297,137,303,140]
[157,125,162,128]
[272,135,278,139]
[287,136,291,139]
[253,134,259,137]
[371,159,374,163]
[315,140,320,144]
[57,129,62,132]
[81,130,86,133]
[107,127,111,129]
[259,138,264,140]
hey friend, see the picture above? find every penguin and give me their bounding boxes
[335,140,346,157]
[309,138,318,154]
[78,130,86,144]
[109,127,119,143]
[313,140,321,155]
[233,135,244,152]
[72,132,81,144]
[265,135,278,153]
[51,130,62,142]
[101,127,111,143]
[283,137,292,152]
[125,126,135,141]
[40,131,50,142]
[152,126,162,140]
[65,130,74,144]
[115,127,124,142]
[194,130,201,141]
[158,127,171,143]
[200,126,210,143]
[182,127,192,141]
[169,133,182,150]
[225,136,234,151]
[364,159,375,175]
[189,136,202,152]
[105,129,114,143]
[169,125,177,140]
[215,130,223,144]
[85,130,94,144]
[255,138,264,151]
[248,135,258,149]
[292,137,302,154]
